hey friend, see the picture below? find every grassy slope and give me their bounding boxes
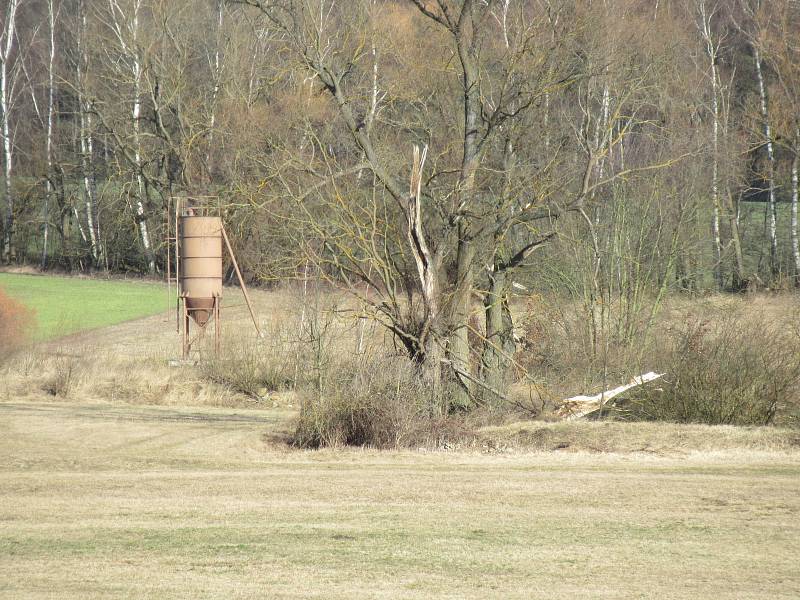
[0,401,799,599]
[0,273,168,339]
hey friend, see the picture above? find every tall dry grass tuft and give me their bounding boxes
[293,355,440,449]
[199,322,297,399]
[40,354,79,397]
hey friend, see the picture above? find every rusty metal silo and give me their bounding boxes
[168,196,262,360]
[177,211,223,357]
[180,215,223,327]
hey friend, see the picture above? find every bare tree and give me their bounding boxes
[232,0,684,409]
[105,0,155,273]
[696,0,725,289]
[760,0,800,282]
[736,0,779,278]
[206,0,225,179]
[76,0,101,264]
[41,0,60,269]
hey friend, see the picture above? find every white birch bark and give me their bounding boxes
[246,28,265,108]
[206,0,224,176]
[77,6,100,264]
[42,0,59,269]
[0,0,19,263]
[357,0,383,180]
[753,44,779,275]
[698,1,723,288]
[131,2,153,273]
[80,106,99,261]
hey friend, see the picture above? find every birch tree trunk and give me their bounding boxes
[130,1,154,273]
[42,0,58,269]
[1,0,19,263]
[79,106,100,263]
[354,0,384,182]
[450,229,476,408]
[698,2,723,289]
[206,0,224,179]
[753,44,779,277]
[709,37,723,290]
[77,5,101,265]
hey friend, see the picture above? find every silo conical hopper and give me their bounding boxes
[179,215,223,327]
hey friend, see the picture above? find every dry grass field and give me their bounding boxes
[1,400,799,599]
[2,281,800,598]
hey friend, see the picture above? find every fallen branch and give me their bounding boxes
[557,372,664,420]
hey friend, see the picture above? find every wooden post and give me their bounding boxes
[175,198,181,333]
[166,196,171,314]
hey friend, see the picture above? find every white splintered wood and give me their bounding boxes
[557,372,665,420]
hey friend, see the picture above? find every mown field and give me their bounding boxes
[0,272,168,339]
[1,401,799,599]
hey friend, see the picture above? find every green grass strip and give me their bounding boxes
[0,273,169,340]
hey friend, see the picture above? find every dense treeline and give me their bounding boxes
[1,0,800,407]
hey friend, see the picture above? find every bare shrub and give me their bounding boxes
[514,293,662,414]
[0,288,34,362]
[513,294,800,425]
[628,316,800,426]
[293,355,439,449]
[40,355,79,397]
[200,337,295,399]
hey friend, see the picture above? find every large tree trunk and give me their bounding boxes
[449,227,475,408]
[448,0,480,408]
[480,268,515,405]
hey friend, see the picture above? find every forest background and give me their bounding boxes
[2,0,800,431]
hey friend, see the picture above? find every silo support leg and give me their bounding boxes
[182,301,190,359]
[221,225,261,338]
[214,297,221,355]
